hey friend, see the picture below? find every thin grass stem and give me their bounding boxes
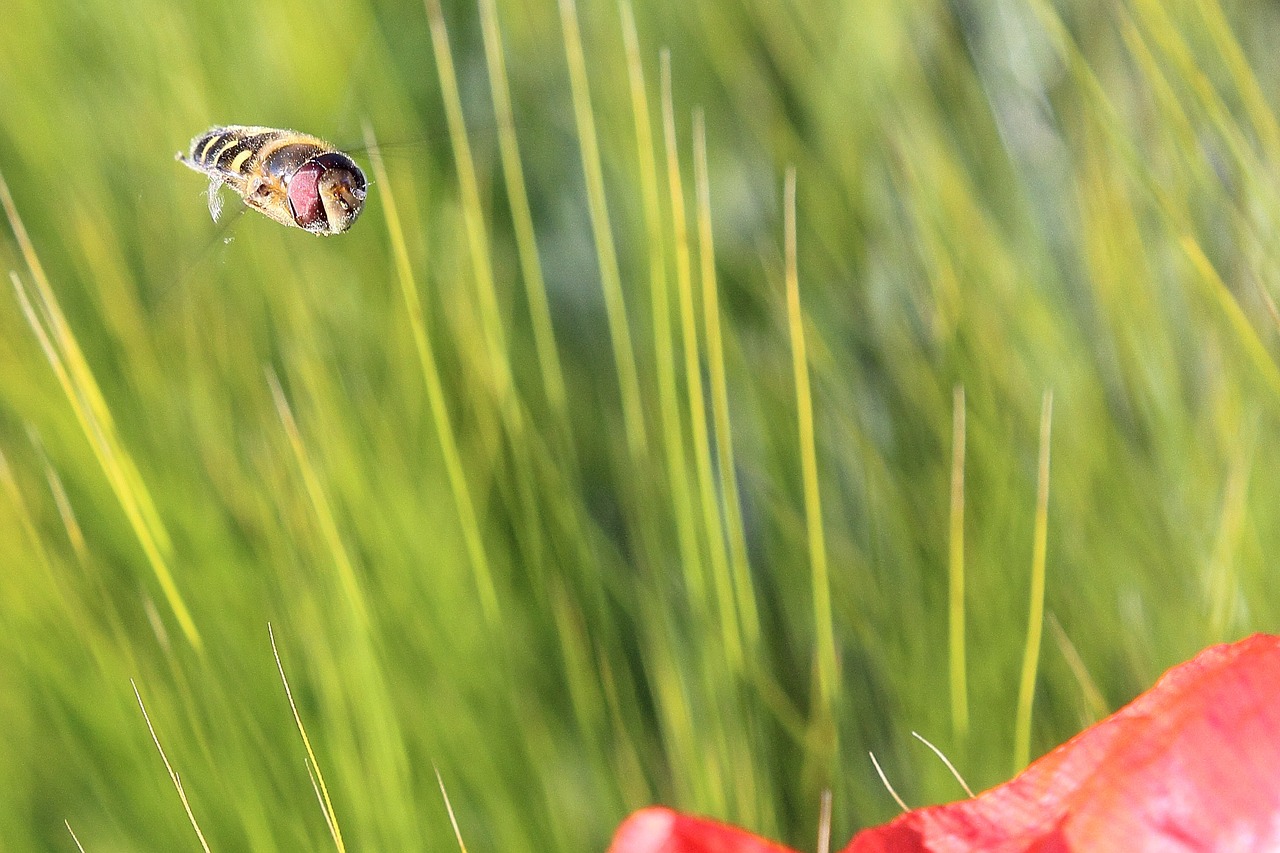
[475,0,572,442]
[948,385,969,739]
[693,112,760,652]
[435,766,471,853]
[557,0,650,465]
[362,123,501,627]
[1,177,202,651]
[1014,390,1054,771]
[911,730,973,797]
[661,58,740,669]
[622,6,705,607]
[270,625,347,853]
[868,752,908,813]
[784,167,838,707]
[131,680,212,853]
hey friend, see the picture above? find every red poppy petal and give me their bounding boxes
[609,807,800,853]
[844,633,1280,852]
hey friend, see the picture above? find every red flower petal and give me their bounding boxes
[610,636,1280,853]
[609,807,799,853]
[845,633,1280,852]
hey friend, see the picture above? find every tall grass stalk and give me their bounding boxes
[948,385,968,741]
[694,111,761,654]
[557,0,649,467]
[3,207,202,650]
[271,625,347,852]
[1014,391,1053,772]
[362,121,500,626]
[132,679,213,852]
[784,167,838,715]
[662,54,740,668]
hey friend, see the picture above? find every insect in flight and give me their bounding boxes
[177,126,368,236]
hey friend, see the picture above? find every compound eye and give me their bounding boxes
[286,162,327,230]
[312,152,366,190]
[289,151,367,234]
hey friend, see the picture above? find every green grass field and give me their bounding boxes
[3,0,1280,849]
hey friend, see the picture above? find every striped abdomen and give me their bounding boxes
[184,126,328,181]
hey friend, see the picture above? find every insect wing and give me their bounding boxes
[205,175,227,223]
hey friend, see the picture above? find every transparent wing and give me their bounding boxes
[205,176,226,223]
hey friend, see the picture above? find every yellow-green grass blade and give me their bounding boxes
[362,123,501,628]
[557,0,649,466]
[661,60,741,670]
[693,111,761,653]
[1013,391,1053,772]
[622,5,705,609]
[1,189,202,651]
[784,168,838,714]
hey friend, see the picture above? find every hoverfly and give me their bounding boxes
[177,126,368,236]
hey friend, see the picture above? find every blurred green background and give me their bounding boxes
[3,0,1280,849]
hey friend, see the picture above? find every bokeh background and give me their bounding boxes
[3,0,1280,849]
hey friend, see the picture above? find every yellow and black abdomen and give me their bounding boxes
[184,126,283,178]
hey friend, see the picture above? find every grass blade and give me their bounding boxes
[1014,390,1054,771]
